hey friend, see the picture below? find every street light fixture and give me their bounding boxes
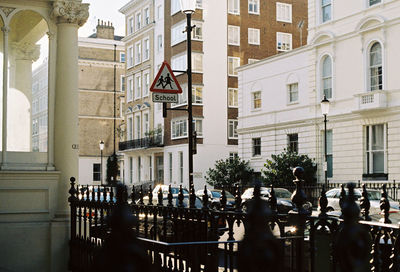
[320,96,330,187]
[180,0,196,189]
[99,140,105,185]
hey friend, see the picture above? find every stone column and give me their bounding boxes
[1,26,9,165]
[51,0,88,216]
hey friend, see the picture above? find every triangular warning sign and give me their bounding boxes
[150,61,183,94]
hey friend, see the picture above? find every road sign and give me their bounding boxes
[152,92,178,103]
[150,61,183,94]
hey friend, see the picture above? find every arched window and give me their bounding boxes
[369,42,382,91]
[321,55,332,99]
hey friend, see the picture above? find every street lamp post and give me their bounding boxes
[320,96,330,187]
[180,0,196,189]
[99,140,105,185]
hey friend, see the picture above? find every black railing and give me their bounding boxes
[69,170,400,272]
[119,135,163,151]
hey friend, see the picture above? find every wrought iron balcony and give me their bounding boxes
[119,135,163,151]
[354,90,387,112]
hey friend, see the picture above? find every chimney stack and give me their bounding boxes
[96,19,115,39]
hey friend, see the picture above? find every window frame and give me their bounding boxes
[93,163,101,181]
[368,41,383,92]
[143,70,150,97]
[287,133,298,153]
[134,73,141,100]
[135,11,142,32]
[321,0,332,23]
[276,2,292,23]
[228,25,240,46]
[321,55,333,99]
[135,41,142,65]
[252,137,261,157]
[368,0,382,7]
[276,32,292,52]
[120,52,126,63]
[228,119,238,139]
[127,76,134,102]
[127,46,134,68]
[248,28,260,45]
[228,0,240,15]
[171,118,188,139]
[193,118,203,137]
[144,6,150,25]
[228,56,240,77]
[228,88,238,108]
[287,82,299,104]
[142,37,150,62]
[365,124,387,175]
[248,0,260,15]
[252,91,262,110]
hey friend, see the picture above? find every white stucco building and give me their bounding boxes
[238,0,400,183]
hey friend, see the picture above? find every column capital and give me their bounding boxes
[51,1,89,27]
[11,42,40,62]
[1,26,10,34]
[47,31,56,41]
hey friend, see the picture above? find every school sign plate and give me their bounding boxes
[152,92,178,103]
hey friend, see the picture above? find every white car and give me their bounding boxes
[152,184,189,197]
[325,188,400,215]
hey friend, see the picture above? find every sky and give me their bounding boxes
[78,0,128,38]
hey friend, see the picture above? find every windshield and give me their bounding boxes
[211,191,221,198]
[274,189,292,199]
[225,191,234,198]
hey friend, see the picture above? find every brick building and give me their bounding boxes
[119,0,308,189]
[78,20,125,184]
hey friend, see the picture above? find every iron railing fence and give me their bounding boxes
[118,135,163,151]
[68,175,400,272]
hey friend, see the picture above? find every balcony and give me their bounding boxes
[354,90,387,112]
[119,135,163,151]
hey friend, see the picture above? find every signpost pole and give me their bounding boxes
[186,13,194,189]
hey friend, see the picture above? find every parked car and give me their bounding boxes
[195,189,236,210]
[152,184,189,197]
[324,188,400,215]
[241,187,312,214]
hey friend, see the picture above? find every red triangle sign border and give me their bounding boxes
[150,61,183,94]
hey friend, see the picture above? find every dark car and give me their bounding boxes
[241,187,312,214]
[195,189,236,210]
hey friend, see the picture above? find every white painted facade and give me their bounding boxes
[238,0,400,183]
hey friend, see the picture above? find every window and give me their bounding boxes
[169,153,173,182]
[127,76,133,101]
[287,133,298,153]
[192,53,203,73]
[127,116,133,140]
[157,5,162,19]
[144,7,150,25]
[248,0,260,14]
[171,21,186,46]
[228,57,240,76]
[248,28,260,45]
[252,138,261,156]
[127,46,133,67]
[149,156,152,181]
[135,74,141,99]
[228,0,240,14]
[135,12,141,31]
[276,2,292,23]
[252,91,261,109]
[192,86,203,104]
[228,88,238,107]
[228,120,238,139]
[193,119,203,137]
[171,54,187,72]
[172,119,187,139]
[120,52,125,63]
[171,0,180,14]
[129,157,134,183]
[135,42,141,65]
[288,83,298,103]
[229,152,238,162]
[179,152,184,183]
[369,42,382,91]
[93,163,101,181]
[135,115,141,139]
[321,0,331,23]
[157,34,163,52]
[173,84,188,106]
[120,75,125,92]
[192,22,203,40]
[128,17,134,34]
[321,55,332,99]
[143,38,150,61]
[143,112,149,135]
[369,0,381,7]
[324,130,333,178]
[277,32,292,51]
[138,156,141,182]
[143,71,150,96]
[228,25,240,46]
[366,124,386,174]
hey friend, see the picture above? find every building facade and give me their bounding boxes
[119,0,307,190]
[78,21,125,185]
[238,0,400,183]
[0,0,89,270]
